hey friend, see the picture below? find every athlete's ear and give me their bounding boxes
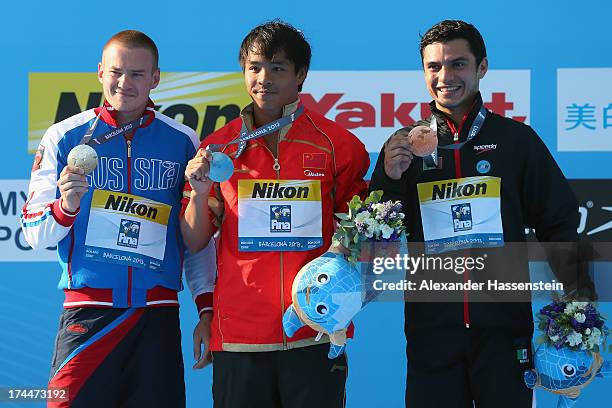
[97,62,104,84]
[477,57,488,80]
[151,67,161,90]
[296,67,307,90]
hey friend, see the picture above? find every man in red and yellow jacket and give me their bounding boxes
[181,20,369,408]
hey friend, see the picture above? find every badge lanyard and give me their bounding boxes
[208,106,304,158]
[423,104,488,168]
[79,107,149,146]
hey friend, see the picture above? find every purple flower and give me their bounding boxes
[554,336,568,349]
[571,318,583,331]
[355,221,367,235]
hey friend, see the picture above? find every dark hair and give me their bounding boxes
[239,19,311,91]
[103,30,159,69]
[420,20,486,66]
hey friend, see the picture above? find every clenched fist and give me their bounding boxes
[185,148,214,195]
[383,128,414,180]
[57,165,89,213]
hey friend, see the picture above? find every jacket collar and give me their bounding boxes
[94,99,156,129]
[428,92,484,146]
[240,99,301,141]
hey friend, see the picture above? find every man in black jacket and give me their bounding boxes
[369,20,590,408]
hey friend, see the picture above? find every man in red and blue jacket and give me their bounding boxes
[21,30,214,408]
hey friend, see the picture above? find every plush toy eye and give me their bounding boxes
[316,273,329,284]
[315,303,329,315]
[561,364,576,377]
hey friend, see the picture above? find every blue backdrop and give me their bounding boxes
[1,1,611,407]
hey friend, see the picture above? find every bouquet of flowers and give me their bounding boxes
[524,296,611,406]
[333,190,405,264]
[536,295,608,352]
[282,190,407,359]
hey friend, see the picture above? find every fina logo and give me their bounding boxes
[117,219,141,248]
[451,203,473,232]
[476,160,491,174]
[270,205,291,233]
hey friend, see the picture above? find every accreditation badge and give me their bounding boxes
[83,190,171,270]
[417,176,504,254]
[237,179,323,251]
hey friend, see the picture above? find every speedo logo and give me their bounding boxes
[432,181,487,201]
[473,144,497,154]
[104,194,158,220]
[252,182,310,199]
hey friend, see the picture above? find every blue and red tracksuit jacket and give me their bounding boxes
[21,100,213,309]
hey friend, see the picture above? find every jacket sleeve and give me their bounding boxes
[333,132,370,212]
[183,239,216,316]
[521,127,578,242]
[521,127,595,299]
[20,125,77,249]
[181,129,216,315]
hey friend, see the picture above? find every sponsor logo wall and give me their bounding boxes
[0,180,56,261]
[28,70,530,153]
[10,70,609,262]
[572,179,612,241]
[558,68,612,152]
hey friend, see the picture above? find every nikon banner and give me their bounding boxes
[28,70,530,154]
[28,72,249,152]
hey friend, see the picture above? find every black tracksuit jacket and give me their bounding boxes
[369,93,580,335]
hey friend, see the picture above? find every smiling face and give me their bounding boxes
[243,46,306,123]
[98,42,160,123]
[422,38,488,122]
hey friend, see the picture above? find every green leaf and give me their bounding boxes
[336,213,349,221]
[349,195,362,210]
[365,190,383,205]
[343,236,351,249]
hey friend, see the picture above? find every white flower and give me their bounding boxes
[364,219,378,239]
[549,335,560,342]
[574,313,586,323]
[354,211,370,223]
[573,302,589,310]
[586,327,602,349]
[372,203,385,219]
[380,224,393,239]
[585,328,591,335]
[564,303,577,315]
[566,331,583,347]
